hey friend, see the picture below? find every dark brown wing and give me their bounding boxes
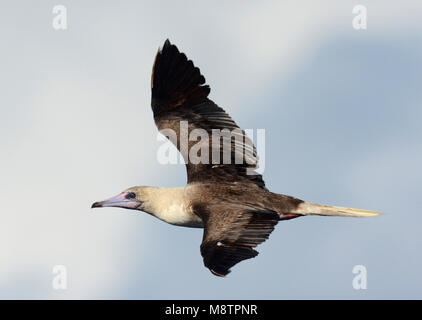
[194,203,279,276]
[151,39,265,189]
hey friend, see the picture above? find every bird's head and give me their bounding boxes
[91,186,152,212]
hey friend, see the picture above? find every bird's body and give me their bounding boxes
[92,39,381,276]
[129,184,303,229]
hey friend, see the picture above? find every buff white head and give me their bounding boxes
[91,186,201,227]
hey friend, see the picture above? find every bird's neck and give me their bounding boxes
[142,186,203,228]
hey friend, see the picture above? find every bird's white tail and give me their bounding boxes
[293,201,381,217]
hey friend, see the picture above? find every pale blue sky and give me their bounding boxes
[0,1,421,299]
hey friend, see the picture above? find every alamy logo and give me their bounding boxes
[52,265,67,290]
[352,265,367,290]
[52,5,67,30]
[352,5,367,30]
[156,121,266,175]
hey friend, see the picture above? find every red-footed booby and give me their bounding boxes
[92,40,381,277]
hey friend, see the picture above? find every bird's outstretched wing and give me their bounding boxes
[194,203,279,276]
[151,39,266,189]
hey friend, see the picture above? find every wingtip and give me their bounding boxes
[157,39,172,54]
[210,269,230,277]
[163,38,171,48]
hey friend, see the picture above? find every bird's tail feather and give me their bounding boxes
[293,201,381,217]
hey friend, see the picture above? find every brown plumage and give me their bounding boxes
[152,40,264,189]
[92,39,381,277]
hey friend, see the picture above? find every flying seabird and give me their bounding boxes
[92,39,381,277]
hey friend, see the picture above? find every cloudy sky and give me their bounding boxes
[1,0,421,299]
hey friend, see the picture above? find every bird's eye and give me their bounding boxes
[126,192,136,200]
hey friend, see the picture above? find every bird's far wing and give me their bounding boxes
[194,203,279,276]
[151,39,266,189]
